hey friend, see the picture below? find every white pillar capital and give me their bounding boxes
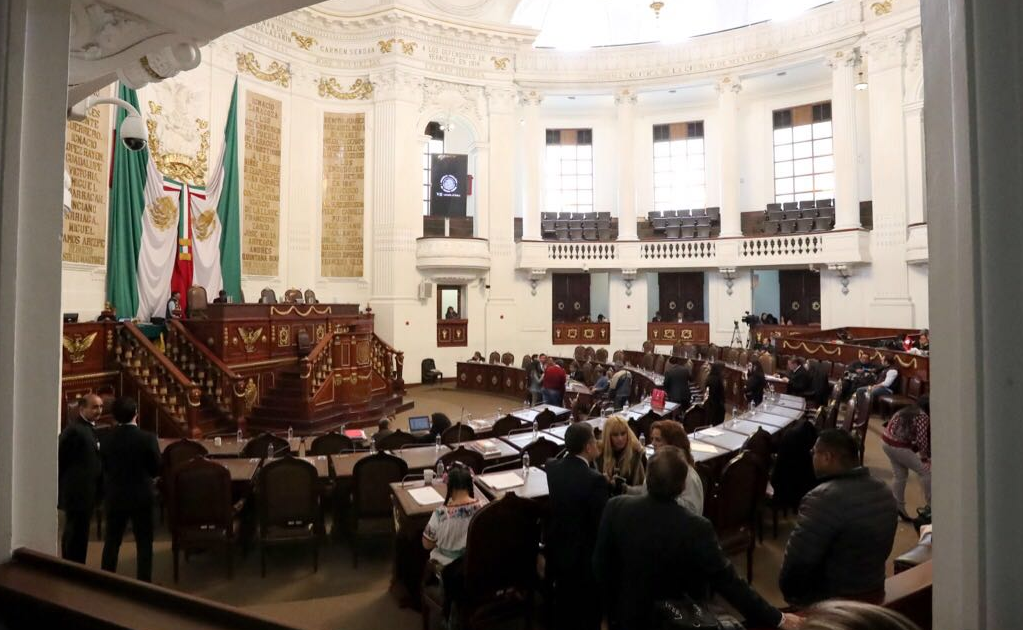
[715,76,743,95]
[518,89,544,108]
[614,87,638,107]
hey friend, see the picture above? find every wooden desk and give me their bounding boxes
[552,322,610,345]
[475,467,549,500]
[436,319,468,347]
[329,451,373,479]
[456,362,529,399]
[691,428,749,452]
[510,404,571,424]
[391,445,450,471]
[218,458,261,484]
[647,322,710,344]
[502,432,565,452]
[297,455,331,479]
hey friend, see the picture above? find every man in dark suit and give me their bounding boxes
[58,393,104,563]
[661,356,691,407]
[594,447,799,630]
[546,423,609,630]
[100,397,161,582]
[783,357,813,397]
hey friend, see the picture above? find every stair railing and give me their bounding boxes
[299,331,334,400]
[165,320,248,433]
[371,334,404,392]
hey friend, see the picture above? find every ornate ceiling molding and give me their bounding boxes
[236,51,292,87]
[318,77,375,100]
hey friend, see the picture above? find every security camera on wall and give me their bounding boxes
[68,95,148,152]
[118,114,148,152]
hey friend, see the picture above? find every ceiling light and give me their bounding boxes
[855,70,868,90]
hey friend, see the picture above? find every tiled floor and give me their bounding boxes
[77,383,927,629]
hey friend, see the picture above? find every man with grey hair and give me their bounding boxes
[594,446,798,630]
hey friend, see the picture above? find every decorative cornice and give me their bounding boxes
[491,56,510,70]
[318,77,374,100]
[235,51,291,87]
[518,89,543,107]
[379,38,417,55]
[870,0,894,16]
[614,88,638,106]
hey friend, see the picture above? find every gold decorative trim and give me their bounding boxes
[317,77,374,101]
[780,340,842,356]
[62,370,119,382]
[270,305,333,317]
[291,32,316,50]
[378,38,416,55]
[237,326,264,353]
[870,0,893,15]
[895,355,919,369]
[62,332,98,364]
[193,209,217,241]
[235,51,291,88]
[146,102,210,187]
[148,196,178,232]
[491,56,510,70]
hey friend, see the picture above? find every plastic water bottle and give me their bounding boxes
[435,460,445,483]
[298,437,306,457]
[522,452,531,477]
[236,429,243,444]
[639,433,646,447]
[287,426,294,440]
[497,407,503,417]
[532,419,539,440]
[435,434,442,452]
[266,443,274,460]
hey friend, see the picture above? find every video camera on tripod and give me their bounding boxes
[740,311,760,327]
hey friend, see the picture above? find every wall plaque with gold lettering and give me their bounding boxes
[321,112,365,277]
[242,91,282,276]
[62,93,110,265]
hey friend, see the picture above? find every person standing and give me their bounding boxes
[881,395,931,521]
[704,362,726,426]
[780,429,898,606]
[541,359,567,407]
[58,393,104,564]
[100,397,161,582]
[546,423,609,630]
[662,356,691,408]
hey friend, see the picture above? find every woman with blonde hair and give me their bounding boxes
[800,600,922,630]
[596,415,646,490]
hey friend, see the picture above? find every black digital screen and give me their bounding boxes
[430,153,468,217]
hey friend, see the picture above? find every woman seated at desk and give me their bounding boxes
[422,466,482,621]
[597,416,647,492]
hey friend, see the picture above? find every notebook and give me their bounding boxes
[408,486,445,506]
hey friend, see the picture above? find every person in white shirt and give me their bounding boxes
[422,465,482,621]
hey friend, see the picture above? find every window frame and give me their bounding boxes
[423,123,446,215]
[771,101,834,204]
[652,121,707,212]
[544,128,594,214]
[436,285,465,320]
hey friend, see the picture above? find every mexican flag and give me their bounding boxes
[106,80,241,319]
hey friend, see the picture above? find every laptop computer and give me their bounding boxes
[408,415,431,435]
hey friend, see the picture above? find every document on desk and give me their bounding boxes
[479,472,524,490]
[690,442,720,454]
[701,428,725,437]
[408,486,445,506]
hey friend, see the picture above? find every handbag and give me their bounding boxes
[652,595,744,630]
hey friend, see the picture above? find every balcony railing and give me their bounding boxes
[517,229,871,271]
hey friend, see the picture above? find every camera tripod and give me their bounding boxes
[729,321,744,348]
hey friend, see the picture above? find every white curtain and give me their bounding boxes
[135,160,181,322]
[190,140,226,299]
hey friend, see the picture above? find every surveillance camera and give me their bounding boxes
[119,115,148,152]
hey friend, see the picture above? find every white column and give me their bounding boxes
[715,76,742,237]
[828,49,862,229]
[863,32,914,325]
[519,90,543,241]
[0,0,72,558]
[485,87,520,351]
[615,88,638,240]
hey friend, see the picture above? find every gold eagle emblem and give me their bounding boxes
[237,326,264,353]
[149,196,178,232]
[63,332,98,364]
[193,209,217,242]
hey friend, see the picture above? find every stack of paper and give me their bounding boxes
[408,486,445,506]
[479,472,524,490]
[470,439,501,456]
[690,442,720,454]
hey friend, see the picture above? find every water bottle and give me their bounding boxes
[639,433,646,448]
[298,437,306,457]
[532,419,538,440]
[522,452,531,476]
[435,434,442,452]
[435,460,445,483]
[370,439,377,454]
[497,407,503,417]
[236,429,243,444]
[266,443,274,460]
[287,426,294,440]
[730,406,737,427]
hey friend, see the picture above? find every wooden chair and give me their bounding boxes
[348,452,408,567]
[584,346,596,362]
[440,422,476,446]
[159,439,209,521]
[758,353,776,376]
[764,419,818,540]
[877,376,924,419]
[681,403,708,433]
[439,446,485,474]
[520,354,533,370]
[169,458,238,582]
[376,430,418,451]
[303,289,318,304]
[283,288,302,304]
[501,352,515,366]
[491,415,522,437]
[534,408,556,430]
[653,354,666,375]
[309,432,355,455]
[256,456,320,577]
[488,351,501,364]
[641,352,655,371]
[707,450,768,583]
[259,288,277,304]
[421,494,543,630]
[186,285,208,319]
[574,346,587,362]
[627,410,658,443]
[241,433,289,460]
[522,437,563,469]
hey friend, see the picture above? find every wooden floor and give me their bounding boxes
[74,384,927,629]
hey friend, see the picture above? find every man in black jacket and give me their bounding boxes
[661,357,691,408]
[100,397,161,582]
[594,447,799,630]
[783,357,812,397]
[58,393,104,563]
[780,429,897,606]
[546,423,609,630]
